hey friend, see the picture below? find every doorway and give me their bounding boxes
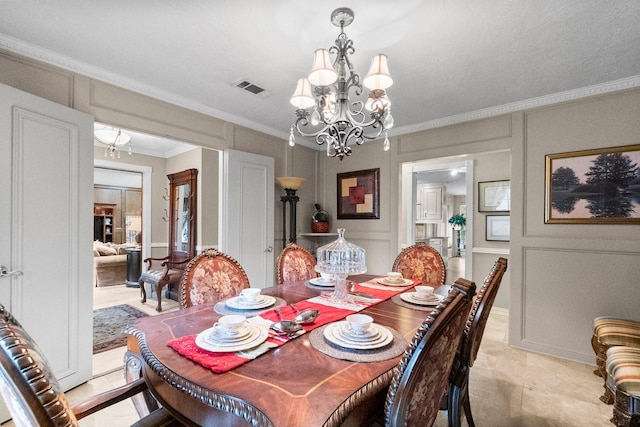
[401,158,474,279]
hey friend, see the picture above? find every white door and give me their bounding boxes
[221,150,274,288]
[0,84,93,409]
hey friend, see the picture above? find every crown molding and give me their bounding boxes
[3,34,639,151]
[391,75,640,138]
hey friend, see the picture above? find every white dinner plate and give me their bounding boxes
[195,324,269,352]
[399,292,443,306]
[323,322,393,350]
[225,295,276,310]
[376,277,414,287]
[309,277,335,287]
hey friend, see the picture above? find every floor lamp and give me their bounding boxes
[276,177,305,249]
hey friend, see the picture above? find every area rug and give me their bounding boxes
[93,304,148,354]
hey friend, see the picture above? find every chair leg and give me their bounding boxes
[447,383,462,427]
[140,279,147,304]
[154,283,164,312]
[462,385,475,427]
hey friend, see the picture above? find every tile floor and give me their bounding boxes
[6,270,616,426]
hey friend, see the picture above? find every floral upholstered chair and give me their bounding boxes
[0,304,179,426]
[178,248,251,309]
[392,242,446,288]
[447,257,508,427]
[383,278,476,426]
[276,243,318,285]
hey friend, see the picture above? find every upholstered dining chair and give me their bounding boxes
[178,248,251,309]
[592,317,640,404]
[392,242,447,288]
[276,243,318,285]
[139,253,190,312]
[447,257,508,427]
[383,278,476,426]
[0,304,181,427]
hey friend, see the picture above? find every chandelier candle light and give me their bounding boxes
[289,7,394,160]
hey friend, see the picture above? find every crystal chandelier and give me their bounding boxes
[289,7,394,161]
[94,126,132,159]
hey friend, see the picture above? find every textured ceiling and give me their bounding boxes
[1,1,639,156]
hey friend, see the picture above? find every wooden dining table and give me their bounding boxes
[125,275,447,427]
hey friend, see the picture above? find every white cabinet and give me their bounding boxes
[416,185,443,221]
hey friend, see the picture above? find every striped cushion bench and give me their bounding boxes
[606,346,640,427]
[592,317,640,404]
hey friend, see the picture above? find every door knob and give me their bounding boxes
[265,246,273,253]
[0,266,23,278]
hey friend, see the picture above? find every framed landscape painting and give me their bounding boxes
[545,144,640,224]
[337,168,380,219]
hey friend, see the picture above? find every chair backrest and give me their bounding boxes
[385,278,476,426]
[0,305,77,427]
[460,257,508,367]
[276,243,318,285]
[178,248,251,309]
[392,242,447,288]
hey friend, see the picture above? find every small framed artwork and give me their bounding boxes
[486,215,510,241]
[545,144,640,224]
[478,180,510,212]
[337,168,380,219]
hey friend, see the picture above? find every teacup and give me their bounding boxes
[320,272,334,282]
[414,285,435,300]
[213,314,246,336]
[386,272,403,283]
[346,314,373,335]
[240,288,261,302]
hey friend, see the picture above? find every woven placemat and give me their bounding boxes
[390,294,438,312]
[309,324,408,362]
[214,297,288,317]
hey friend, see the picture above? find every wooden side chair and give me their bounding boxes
[0,304,181,427]
[447,257,508,427]
[276,243,318,285]
[178,248,251,309]
[592,317,640,403]
[384,278,476,426]
[392,242,447,288]
[139,253,190,312]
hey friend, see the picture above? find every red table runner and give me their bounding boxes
[168,278,418,373]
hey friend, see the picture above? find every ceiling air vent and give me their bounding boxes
[233,79,271,98]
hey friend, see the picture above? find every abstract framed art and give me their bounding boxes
[337,168,380,219]
[545,144,640,224]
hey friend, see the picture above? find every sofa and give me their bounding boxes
[93,241,132,287]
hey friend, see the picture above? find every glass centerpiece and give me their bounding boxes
[315,228,367,304]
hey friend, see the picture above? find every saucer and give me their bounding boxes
[225,295,276,310]
[196,324,269,352]
[323,322,393,350]
[339,325,381,342]
[400,292,443,306]
[208,324,253,343]
[309,277,335,287]
[377,277,414,287]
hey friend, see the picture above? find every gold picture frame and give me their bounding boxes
[337,168,380,219]
[545,144,640,224]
